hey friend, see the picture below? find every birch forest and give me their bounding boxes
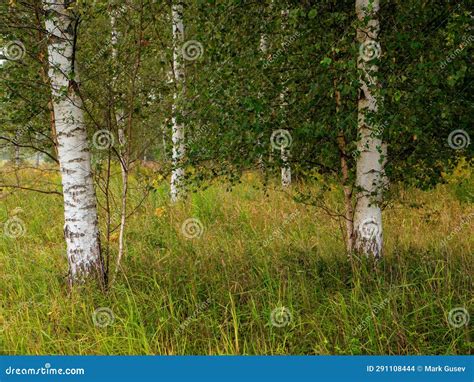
[0,0,472,355]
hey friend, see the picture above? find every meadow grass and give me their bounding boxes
[0,168,472,355]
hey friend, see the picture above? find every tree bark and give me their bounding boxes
[110,3,144,285]
[109,6,128,286]
[43,0,104,284]
[170,1,186,202]
[353,0,383,258]
[280,8,291,188]
[257,33,267,174]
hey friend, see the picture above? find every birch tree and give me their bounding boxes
[108,2,145,285]
[257,33,267,173]
[353,0,384,258]
[43,0,104,284]
[170,1,186,202]
[109,4,128,285]
[280,8,291,188]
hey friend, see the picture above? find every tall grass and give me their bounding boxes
[0,169,472,354]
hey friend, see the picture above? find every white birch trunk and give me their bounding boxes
[353,0,383,258]
[279,90,291,187]
[110,9,128,285]
[280,139,291,187]
[257,33,267,173]
[171,1,186,202]
[280,9,291,188]
[44,0,104,283]
[260,33,268,56]
[110,11,125,133]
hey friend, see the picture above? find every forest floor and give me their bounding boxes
[0,167,473,355]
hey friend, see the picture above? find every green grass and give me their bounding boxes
[0,169,472,355]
